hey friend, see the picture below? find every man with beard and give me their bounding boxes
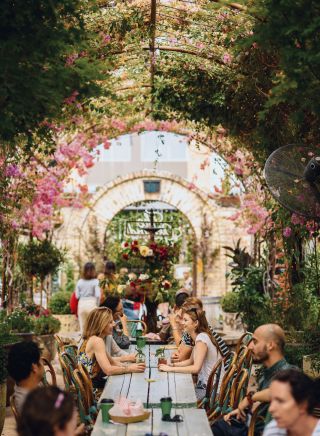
[211,324,292,436]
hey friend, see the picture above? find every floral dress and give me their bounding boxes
[78,339,106,400]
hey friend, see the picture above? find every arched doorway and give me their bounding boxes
[55,169,240,294]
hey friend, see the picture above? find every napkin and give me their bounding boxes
[109,397,145,417]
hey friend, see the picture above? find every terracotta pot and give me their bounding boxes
[158,358,167,365]
[0,383,6,435]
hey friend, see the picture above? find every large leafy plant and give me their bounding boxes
[19,240,65,280]
[33,315,61,335]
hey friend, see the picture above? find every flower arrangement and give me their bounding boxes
[118,239,179,303]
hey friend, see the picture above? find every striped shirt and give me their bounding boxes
[263,419,320,436]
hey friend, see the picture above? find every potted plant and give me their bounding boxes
[33,314,61,362]
[7,308,35,341]
[49,291,79,333]
[220,292,242,333]
[155,347,167,365]
[135,348,146,364]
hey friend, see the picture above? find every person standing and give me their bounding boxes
[76,262,101,333]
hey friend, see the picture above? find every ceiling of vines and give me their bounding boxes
[86,0,252,130]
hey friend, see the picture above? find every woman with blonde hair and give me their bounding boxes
[76,262,101,333]
[159,307,224,400]
[78,307,145,395]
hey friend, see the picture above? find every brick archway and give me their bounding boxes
[55,170,247,295]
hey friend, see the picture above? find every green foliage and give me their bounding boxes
[49,291,72,315]
[220,292,239,313]
[285,328,320,369]
[33,315,61,335]
[0,0,103,147]
[7,309,35,333]
[19,240,65,279]
[236,266,272,331]
[64,262,76,294]
[225,241,271,330]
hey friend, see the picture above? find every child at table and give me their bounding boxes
[78,307,145,398]
[159,307,224,400]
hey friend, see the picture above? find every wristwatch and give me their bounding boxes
[246,391,255,408]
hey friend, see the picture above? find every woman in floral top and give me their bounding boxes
[78,307,145,397]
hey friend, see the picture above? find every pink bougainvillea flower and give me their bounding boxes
[283,227,292,238]
[222,53,232,64]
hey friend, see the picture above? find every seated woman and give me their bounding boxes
[263,369,320,436]
[158,289,190,344]
[101,295,131,350]
[78,307,145,395]
[17,386,83,436]
[171,297,229,365]
[159,306,224,400]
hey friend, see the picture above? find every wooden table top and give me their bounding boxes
[92,344,212,435]
[92,406,212,436]
[99,345,197,409]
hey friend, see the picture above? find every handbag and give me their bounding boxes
[70,291,79,317]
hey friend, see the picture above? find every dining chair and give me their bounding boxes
[41,357,57,386]
[59,351,77,390]
[127,319,148,337]
[235,332,253,355]
[248,403,266,436]
[10,395,19,422]
[198,358,223,412]
[72,368,95,426]
[229,368,249,409]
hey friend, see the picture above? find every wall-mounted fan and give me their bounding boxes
[264,145,320,218]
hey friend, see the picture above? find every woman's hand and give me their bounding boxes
[127,363,146,373]
[125,353,137,362]
[158,364,172,372]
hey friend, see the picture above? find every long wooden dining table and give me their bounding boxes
[92,344,212,435]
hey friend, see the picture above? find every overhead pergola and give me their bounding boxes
[85,0,253,128]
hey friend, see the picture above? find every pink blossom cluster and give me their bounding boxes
[230,192,273,236]
[2,128,112,238]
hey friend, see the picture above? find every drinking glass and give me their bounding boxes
[160,397,172,420]
[99,398,114,423]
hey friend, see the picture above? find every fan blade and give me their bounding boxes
[264,144,320,219]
